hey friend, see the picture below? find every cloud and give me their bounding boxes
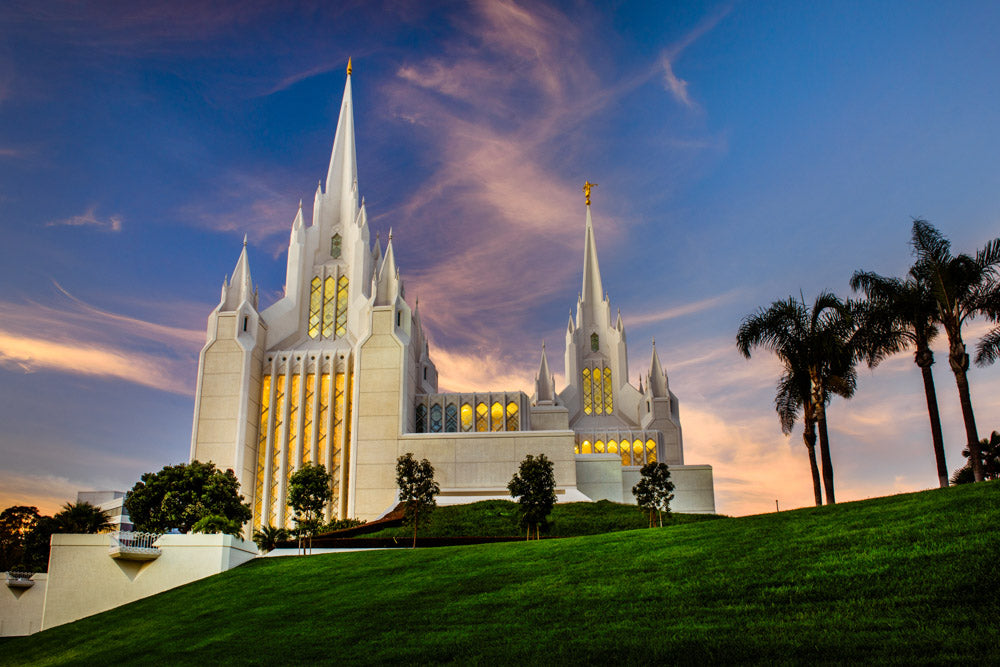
[46,205,122,232]
[658,4,731,109]
[660,57,694,109]
[0,284,204,395]
[627,290,742,327]
[0,470,84,515]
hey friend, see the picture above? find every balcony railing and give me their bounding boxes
[108,531,162,561]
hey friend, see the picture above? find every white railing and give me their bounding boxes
[108,531,162,557]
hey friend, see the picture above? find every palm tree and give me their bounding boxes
[910,220,1000,481]
[53,501,112,534]
[851,268,948,487]
[774,365,822,506]
[252,524,288,553]
[737,292,857,504]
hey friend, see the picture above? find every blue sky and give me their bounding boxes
[1,0,998,516]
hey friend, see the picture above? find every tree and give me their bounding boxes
[52,501,112,534]
[124,461,251,534]
[950,431,1000,484]
[287,463,333,554]
[911,220,1000,481]
[507,453,557,540]
[252,525,289,553]
[851,268,949,487]
[774,365,823,506]
[0,506,40,571]
[737,292,857,504]
[395,453,440,548]
[632,462,675,527]
[191,515,244,538]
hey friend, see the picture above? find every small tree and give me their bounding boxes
[191,515,243,538]
[0,506,41,571]
[287,463,333,554]
[632,462,675,527]
[951,431,1000,484]
[395,453,440,548]
[252,525,289,553]
[508,454,556,540]
[53,501,112,534]
[124,461,251,534]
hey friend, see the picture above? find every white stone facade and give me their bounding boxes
[189,69,715,533]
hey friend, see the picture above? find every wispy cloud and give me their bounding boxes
[0,284,204,394]
[658,4,731,109]
[628,290,742,327]
[46,205,122,232]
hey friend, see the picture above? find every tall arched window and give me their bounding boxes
[490,402,503,431]
[646,439,657,464]
[592,368,604,415]
[269,375,286,525]
[475,402,488,432]
[335,275,349,337]
[461,403,473,432]
[330,233,342,259]
[415,404,427,433]
[430,404,443,433]
[505,401,519,431]
[590,332,599,351]
[253,375,271,530]
[581,440,592,454]
[445,404,458,432]
[603,368,613,413]
[607,440,618,454]
[633,440,643,464]
[308,277,322,339]
[322,276,336,338]
[582,368,592,415]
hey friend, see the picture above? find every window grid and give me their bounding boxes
[253,375,271,530]
[308,278,322,339]
[335,276,349,337]
[322,276,336,338]
[592,368,604,415]
[430,404,443,433]
[505,401,519,431]
[603,369,613,413]
[582,368,592,415]
[302,375,314,465]
[475,403,488,432]
[268,375,285,526]
[445,404,458,432]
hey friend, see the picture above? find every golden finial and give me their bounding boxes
[583,181,597,206]
[346,57,352,76]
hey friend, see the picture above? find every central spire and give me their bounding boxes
[580,197,605,320]
[325,60,358,205]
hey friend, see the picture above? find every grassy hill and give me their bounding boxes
[2,482,998,664]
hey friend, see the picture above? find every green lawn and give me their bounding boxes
[358,498,723,539]
[2,482,997,665]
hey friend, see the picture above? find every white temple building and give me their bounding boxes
[189,65,715,533]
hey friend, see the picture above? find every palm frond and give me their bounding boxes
[974,326,1000,366]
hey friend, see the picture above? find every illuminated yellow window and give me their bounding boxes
[582,368,592,415]
[302,375,314,464]
[621,447,631,466]
[461,403,473,432]
[646,439,657,464]
[269,375,286,525]
[308,278,322,339]
[574,444,580,454]
[595,440,605,454]
[335,276,349,337]
[322,276,336,338]
[476,402,488,432]
[607,440,618,454]
[331,372,345,505]
[490,402,503,431]
[603,368,613,413]
[593,368,604,415]
[505,401,519,431]
[286,375,300,512]
[581,440,592,454]
[633,440,643,464]
[318,373,330,469]
[253,375,271,530]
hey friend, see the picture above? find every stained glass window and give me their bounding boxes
[476,402,488,432]
[415,404,427,433]
[430,404,442,433]
[286,375,300,523]
[581,440,592,454]
[269,375,285,526]
[330,233,342,259]
[335,276,349,337]
[318,373,330,470]
[603,368,613,414]
[445,404,458,432]
[621,446,631,466]
[308,277,322,339]
[582,368,592,415]
[633,440,643,464]
[461,403,473,432]
[505,401,518,431]
[302,375,315,464]
[253,375,271,530]
[593,368,604,415]
[490,402,503,431]
[332,372,345,508]
[607,440,618,454]
[591,332,599,351]
[646,439,657,464]
[595,440,605,454]
[322,276,336,338]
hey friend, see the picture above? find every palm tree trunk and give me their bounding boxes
[816,414,836,504]
[916,355,948,488]
[803,419,822,506]
[948,339,983,481]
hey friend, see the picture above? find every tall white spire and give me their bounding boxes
[374,232,399,306]
[535,343,556,405]
[325,60,358,210]
[648,340,669,398]
[222,235,256,310]
[580,200,605,323]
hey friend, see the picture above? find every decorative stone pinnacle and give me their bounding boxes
[583,180,597,206]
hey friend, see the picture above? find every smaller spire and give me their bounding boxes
[535,342,555,405]
[648,340,668,398]
[222,238,256,311]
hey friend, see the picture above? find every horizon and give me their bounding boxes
[1,1,999,517]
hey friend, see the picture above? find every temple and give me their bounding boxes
[189,65,715,534]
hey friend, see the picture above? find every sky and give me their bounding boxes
[1,0,999,517]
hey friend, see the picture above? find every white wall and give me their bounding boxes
[0,573,47,636]
[41,533,257,631]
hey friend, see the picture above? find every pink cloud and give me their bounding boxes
[46,206,122,232]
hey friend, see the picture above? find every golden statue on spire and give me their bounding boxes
[347,57,353,76]
[583,181,597,206]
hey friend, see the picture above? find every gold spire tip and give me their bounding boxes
[346,57,352,76]
[583,181,597,206]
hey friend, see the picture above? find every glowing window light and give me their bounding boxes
[595,440,605,454]
[607,440,618,454]
[302,375,314,464]
[581,440,592,454]
[461,403,473,432]
[593,368,604,415]
[620,447,631,466]
[505,401,519,431]
[490,402,503,431]
[269,375,285,526]
[603,368,613,413]
[308,278,322,339]
[633,440,643,464]
[335,276,349,337]
[318,373,330,471]
[253,375,271,530]
[476,402,488,432]
[332,372,345,507]
[646,439,657,464]
[285,374,300,529]
[322,276,336,338]
[582,368,592,415]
